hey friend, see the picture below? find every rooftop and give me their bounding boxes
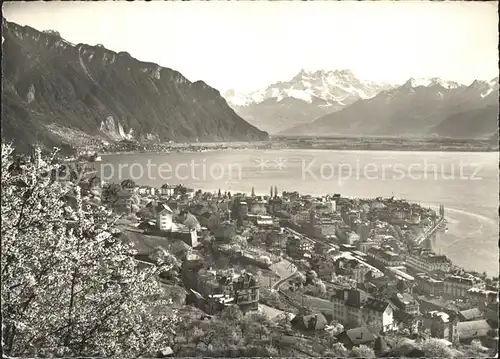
[457,320,493,340]
[396,292,417,305]
[445,275,479,285]
[364,298,390,313]
[339,327,376,346]
[459,308,483,321]
[428,310,450,323]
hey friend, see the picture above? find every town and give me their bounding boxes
[68,169,499,357]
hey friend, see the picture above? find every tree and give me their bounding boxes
[43,29,61,37]
[220,306,243,322]
[305,270,318,285]
[420,338,456,358]
[1,144,179,357]
[275,313,292,333]
[396,279,407,293]
[231,235,248,248]
[324,343,348,357]
[349,344,376,358]
[101,183,122,205]
[326,322,344,347]
[251,187,255,197]
[315,280,327,298]
[270,186,273,198]
[136,207,154,219]
[239,312,273,342]
[218,189,221,197]
[456,340,492,358]
[293,271,306,288]
[176,184,187,195]
[120,179,136,190]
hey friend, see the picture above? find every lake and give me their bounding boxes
[96,149,499,276]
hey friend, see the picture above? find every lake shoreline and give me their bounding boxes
[100,146,499,157]
[95,149,498,276]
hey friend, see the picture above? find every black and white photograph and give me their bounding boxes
[1,1,499,358]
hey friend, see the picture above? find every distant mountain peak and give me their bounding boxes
[333,69,356,78]
[468,79,489,89]
[282,73,498,139]
[403,77,461,90]
[223,69,395,134]
[224,68,394,109]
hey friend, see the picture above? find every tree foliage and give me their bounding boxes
[324,342,348,357]
[101,183,122,205]
[1,144,179,357]
[120,179,136,189]
[349,344,376,358]
[420,338,457,358]
[42,29,61,37]
[172,308,282,357]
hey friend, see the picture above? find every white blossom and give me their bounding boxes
[1,143,179,357]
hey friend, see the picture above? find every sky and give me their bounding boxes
[3,1,499,92]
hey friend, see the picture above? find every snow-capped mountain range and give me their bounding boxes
[225,69,395,108]
[281,75,499,138]
[223,69,398,134]
[403,77,464,89]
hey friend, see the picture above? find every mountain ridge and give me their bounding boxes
[224,69,394,134]
[1,20,268,153]
[280,76,499,138]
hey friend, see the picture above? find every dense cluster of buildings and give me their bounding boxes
[77,176,497,351]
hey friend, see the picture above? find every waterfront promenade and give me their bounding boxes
[415,215,446,245]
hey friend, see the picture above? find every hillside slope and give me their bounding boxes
[1,21,267,153]
[432,105,499,139]
[281,77,498,138]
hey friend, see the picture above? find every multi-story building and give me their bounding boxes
[482,302,499,326]
[444,275,485,298]
[250,200,267,215]
[385,266,415,284]
[330,288,395,333]
[367,246,404,268]
[137,186,156,196]
[309,214,339,238]
[335,258,372,284]
[414,273,444,296]
[238,201,249,218]
[160,183,176,197]
[357,223,371,242]
[357,238,382,254]
[393,208,411,221]
[290,210,311,225]
[198,211,221,230]
[391,293,420,316]
[467,288,499,307]
[286,235,314,259]
[156,203,173,231]
[315,256,337,280]
[363,298,396,333]
[424,311,459,344]
[188,269,259,314]
[405,248,451,273]
[409,212,421,224]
